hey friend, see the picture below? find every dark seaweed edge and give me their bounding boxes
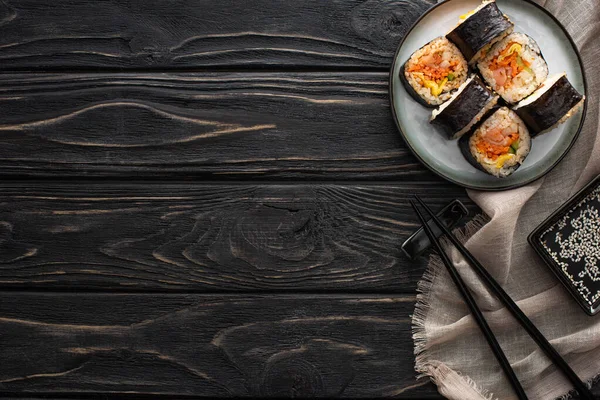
[459,131,488,173]
[399,37,467,108]
[389,0,589,191]
[514,75,584,136]
[528,174,600,316]
[431,75,495,139]
[446,2,514,62]
[400,61,437,108]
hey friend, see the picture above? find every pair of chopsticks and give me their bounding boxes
[411,196,594,400]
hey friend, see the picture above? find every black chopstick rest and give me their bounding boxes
[402,199,468,260]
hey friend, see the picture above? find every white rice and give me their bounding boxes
[469,107,531,178]
[478,32,548,103]
[404,37,468,106]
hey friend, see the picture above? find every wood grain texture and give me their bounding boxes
[0,72,433,179]
[0,182,475,291]
[0,0,434,70]
[0,293,442,398]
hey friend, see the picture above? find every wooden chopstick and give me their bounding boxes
[413,195,594,400]
[410,200,528,400]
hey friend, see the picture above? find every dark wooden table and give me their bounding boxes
[0,0,484,398]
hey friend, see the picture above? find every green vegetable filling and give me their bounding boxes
[509,140,520,154]
[447,72,455,81]
[516,56,533,74]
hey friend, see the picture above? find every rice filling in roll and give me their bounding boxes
[513,73,585,136]
[446,0,514,64]
[478,32,548,104]
[431,75,499,139]
[460,107,531,178]
[401,37,468,107]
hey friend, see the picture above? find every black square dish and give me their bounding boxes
[529,175,600,316]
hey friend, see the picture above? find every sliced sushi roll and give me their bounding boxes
[460,107,531,178]
[513,73,585,136]
[478,32,548,104]
[401,37,468,107]
[431,75,499,139]
[446,0,514,64]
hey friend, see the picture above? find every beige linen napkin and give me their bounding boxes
[412,1,600,399]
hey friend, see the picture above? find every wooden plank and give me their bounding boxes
[0,72,432,179]
[0,293,441,398]
[0,0,434,70]
[0,182,475,291]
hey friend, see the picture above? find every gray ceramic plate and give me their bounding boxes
[390,0,587,191]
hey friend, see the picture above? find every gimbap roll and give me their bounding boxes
[478,33,548,104]
[446,0,513,64]
[460,107,531,178]
[513,73,585,136]
[401,37,468,107]
[431,75,499,139]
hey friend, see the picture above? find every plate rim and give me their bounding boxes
[388,0,589,191]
